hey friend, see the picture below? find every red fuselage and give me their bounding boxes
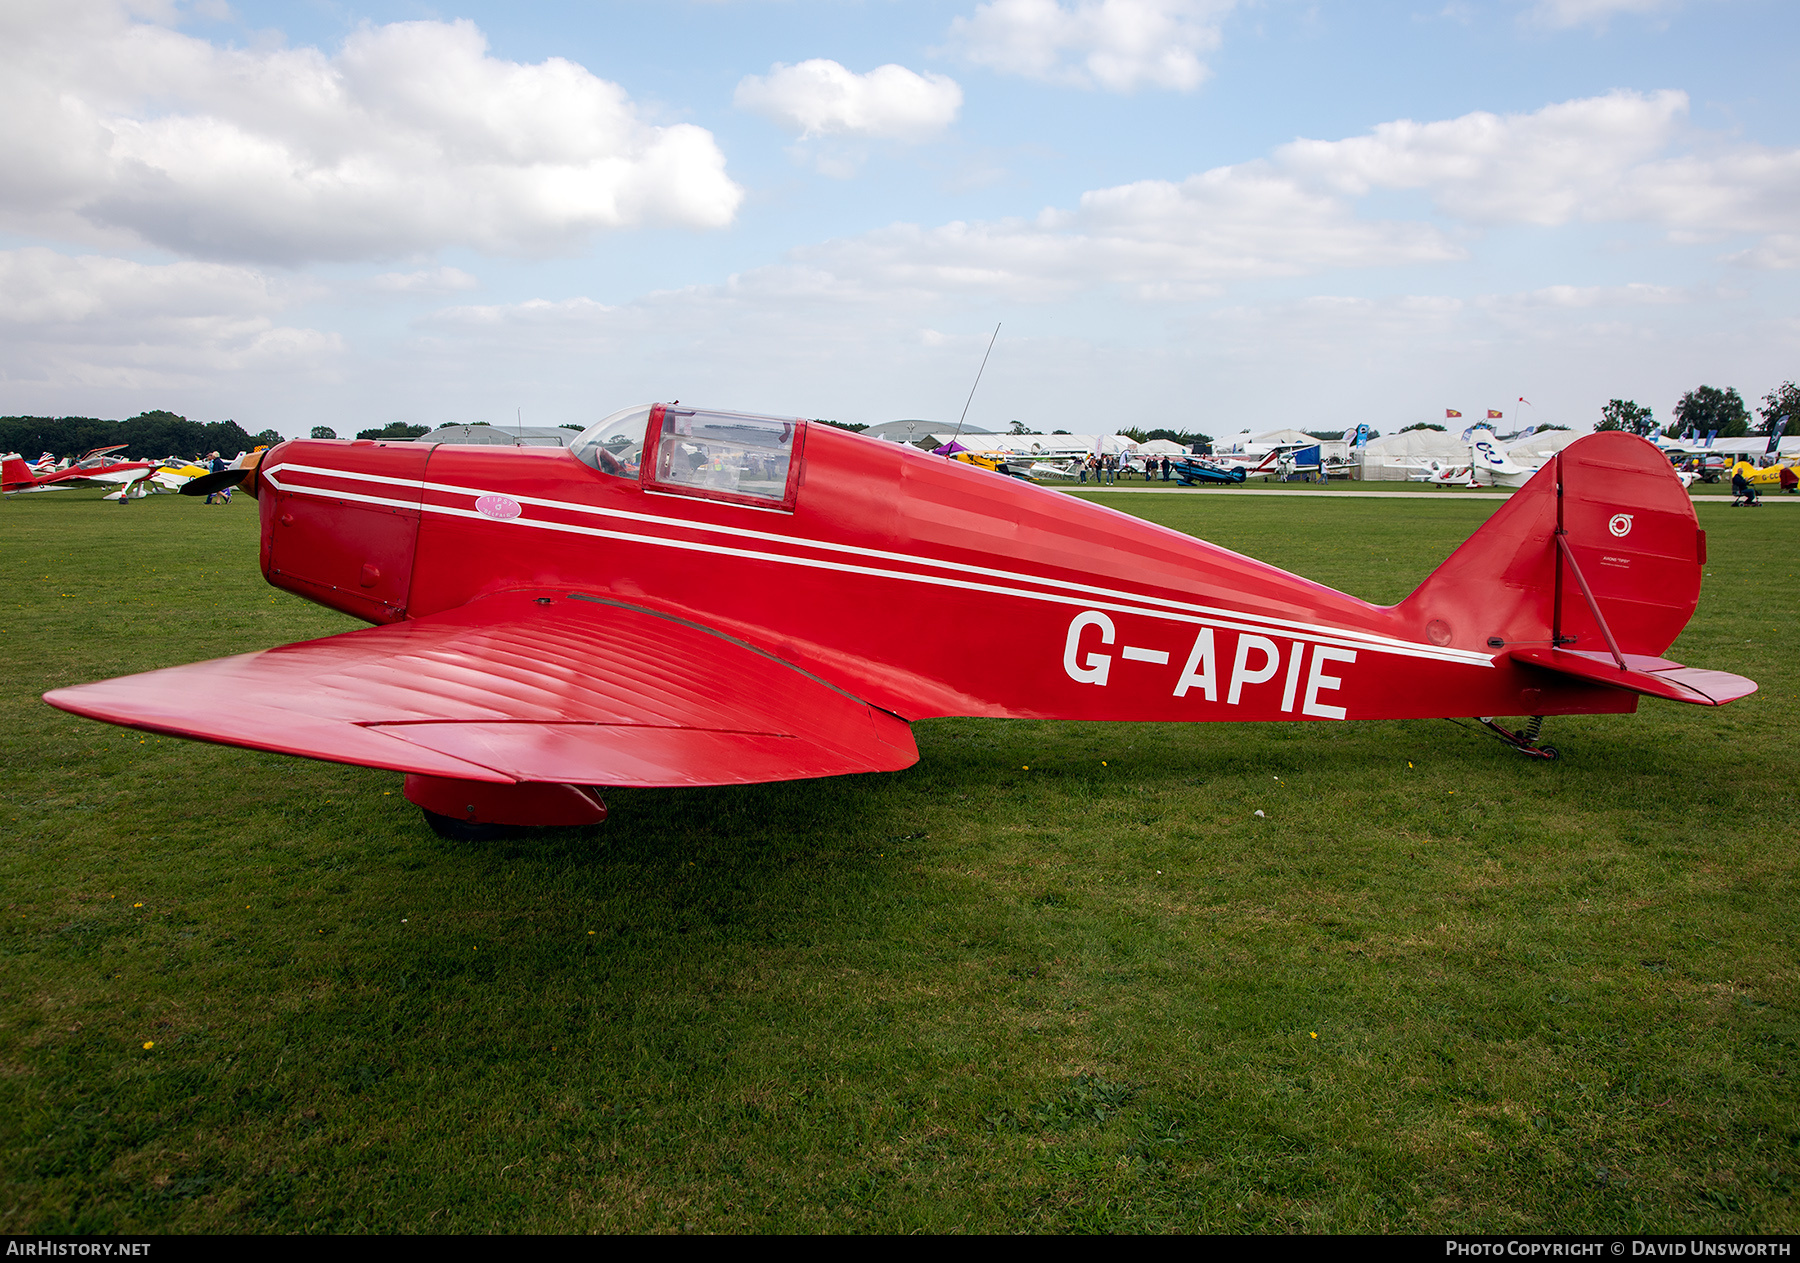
[254,424,1684,727]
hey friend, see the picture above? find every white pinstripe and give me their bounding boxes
[265,461,1496,669]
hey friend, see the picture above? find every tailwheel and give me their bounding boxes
[1474,716,1559,760]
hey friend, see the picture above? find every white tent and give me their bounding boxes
[1214,427,1315,455]
[416,424,578,447]
[1137,439,1190,457]
[1214,427,1348,464]
[1699,434,1800,457]
[930,433,1139,458]
[1359,430,1468,479]
[864,419,989,442]
[1505,429,1585,462]
[1251,427,1323,448]
[1364,430,1467,457]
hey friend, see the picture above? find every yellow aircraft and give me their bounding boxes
[947,449,1037,481]
[146,460,209,489]
[1733,458,1799,490]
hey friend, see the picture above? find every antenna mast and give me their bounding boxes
[952,323,1002,442]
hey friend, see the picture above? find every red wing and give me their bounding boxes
[44,592,919,787]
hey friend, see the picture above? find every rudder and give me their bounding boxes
[3,455,37,492]
[1397,433,1706,659]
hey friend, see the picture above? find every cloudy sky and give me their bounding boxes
[2,0,1795,438]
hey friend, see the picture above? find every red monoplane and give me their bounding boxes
[3,446,161,497]
[44,406,1756,836]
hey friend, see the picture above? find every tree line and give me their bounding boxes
[1120,426,1214,448]
[1595,382,1798,439]
[0,411,283,461]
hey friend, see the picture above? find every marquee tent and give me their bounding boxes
[928,434,1140,458]
[1137,439,1191,457]
[1359,429,1469,480]
[1504,429,1585,462]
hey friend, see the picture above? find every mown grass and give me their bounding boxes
[1,486,1794,1234]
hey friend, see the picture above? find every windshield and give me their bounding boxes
[572,404,806,507]
[649,408,801,506]
[571,405,652,479]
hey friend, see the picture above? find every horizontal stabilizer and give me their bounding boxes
[1509,648,1758,707]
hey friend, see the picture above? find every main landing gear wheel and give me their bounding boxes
[421,809,518,842]
[405,777,606,837]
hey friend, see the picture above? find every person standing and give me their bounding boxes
[202,452,226,504]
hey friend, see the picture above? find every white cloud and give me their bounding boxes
[0,247,288,324]
[429,296,615,330]
[1723,235,1800,270]
[1526,0,1686,29]
[1613,148,1800,239]
[765,171,1462,304]
[0,2,743,265]
[389,276,1788,450]
[735,60,962,142]
[1486,282,1688,308]
[1273,91,1800,245]
[10,76,1795,436]
[371,267,480,295]
[628,90,1800,311]
[945,0,1235,92]
[1275,90,1687,225]
[0,247,342,391]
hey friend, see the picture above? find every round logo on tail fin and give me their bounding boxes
[1608,513,1633,537]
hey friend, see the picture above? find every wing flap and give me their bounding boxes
[46,591,919,786]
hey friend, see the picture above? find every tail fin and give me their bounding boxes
[3,455,37,492]
[1398,433,1752,706]
[1469,428,1525,476]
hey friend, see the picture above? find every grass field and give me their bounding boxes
[2,485,1795,1234]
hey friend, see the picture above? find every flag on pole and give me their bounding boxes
[1445,409,1462,418]
[1518,397,1531,405]
[1487,409,1503,419]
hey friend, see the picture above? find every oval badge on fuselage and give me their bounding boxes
[476,494,522,520]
